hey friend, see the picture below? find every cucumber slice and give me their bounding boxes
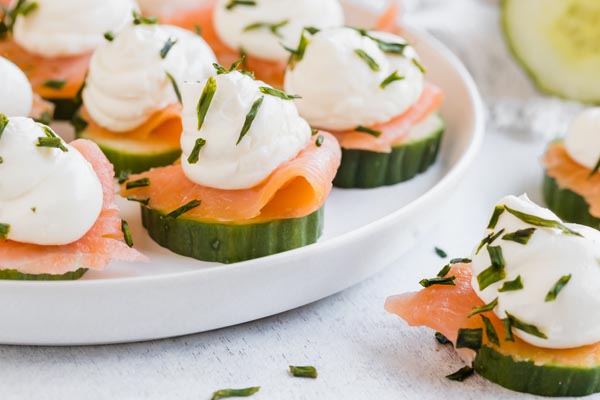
[77,128,181,175]
[141,207,324,264]
[0,268,87,281]
[333,114,444,188]
[502,0,600,103]
[475,344,600,397]
[543,173,600,229]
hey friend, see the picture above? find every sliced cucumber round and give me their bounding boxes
[475,344,600,397]
[0,268,88,281]
[333,113,444,188]
[543,173,600,229]
[141,206,324,264]
[502,0,600,102]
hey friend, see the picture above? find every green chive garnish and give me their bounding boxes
[487,205,505,229]
[43,80,66,90]
[412,58,426,73]
[434,246,447,258]
[504,206,582,237]
[456,328,482,351]
[15,1,37,17]
[311,128,318,136]
[475,229,505,255]
[165,72,181,103]
[487,245,505,269]
[196,76,217,132]
[304,26,320,35]
[126,196,150,206]
[187,138,206,164]
[0,223,9,239]
[258,86,301,100]
[284,29,310,68]
[419,276,456,288]
[480,314,500,346]
[545,274,572,302]
[166,200,201,219]
[126,178,150,189]
[289,365,318,379]
[380,71,404,89]
[160,37,177,59]
[133,10,157,25]
[237,96,263,145]
[37,137,68,152]
[211,387,260,400]
[468,297,498,318]
[104,31,114,41]
[194,24,202,36]
[355,125,382,137]
[244,20,289,38]
[450,258,472,264]
[34,111,52,125]
[498,276,523,292]
[121,220,133,248]
[0,113,8,140]
[437,264,451,277]
[505,312,547,339]
[435,332,451,345]
[352,28,408,55]
[213,58,245,75]
[502,228,536,245]
[0,156,3,164]
[446,366,474,382]
[354,49,380,71]
[502,318,514,341]
[225,0,256,10]
[589,155,600,178]
[315,134,324,147]
[477,265,506,291]
[117,170,131,184]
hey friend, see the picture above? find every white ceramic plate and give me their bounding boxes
[0,27,484,345]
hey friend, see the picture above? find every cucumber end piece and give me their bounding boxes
[0,268,88,281]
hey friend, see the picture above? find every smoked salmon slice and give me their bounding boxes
[0,139,145,275]
[332,83,444,153]
[385,263,600,367]
[544,142,600,219]
[122,131,341,223]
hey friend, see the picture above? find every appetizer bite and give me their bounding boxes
[121,68,341,263]
[75,21,217,175]
[0,116,144,280]
[0,0,137,119]
[544,108,600,229]
[386,194,600,397]
[284,27,444,188]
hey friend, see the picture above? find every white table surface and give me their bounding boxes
[1,1,590,399]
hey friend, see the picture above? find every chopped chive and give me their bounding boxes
[355,125,382,137]
[31,207,36,213]
[43,79,66,90]
[237,96,263,145]
[475,229,505,255]
[121,220,134,248]
[437,264,451,277]
[104,31,114,41]
[289,365,318,379]
[160,37,177,59]
[315,135,324,147]
[244,20,289,38]
[165,72,181,103]
[311,128,318,136]
[435,331,452,345]
[419,276,456,288]
[126,196,150,206]
[352,28,408,55]
[197,76,217,131]
[37,136,68,152]
[446,366,474,382]
[480,314,500,346]
[304,26,320,35]
[545,274,572,302]
[589,155,600,178]
[380,71,404,89]
[34,111,52,125]
[434,246,447,258]
[450,258,472,264]
[0,223,9,239]
[166,200,201,219]
[477,265,506,291]
[187,138,206,164]
[412,58,426,73]
[17,1,37,16]
[354,49,380,71]
[225,0,257,10]
[502,318,514,341]
[502,228,536,245]
[126,178,150,189]
[487,206,505,229]
[211,387,260,400]
[194,24,202,36]
[487,245,505,269]
[504,206,582,237]
[468,297,498,318]
[456,328,482,351]
[258,86,301,100]
[132,10,157,25]
[498,276,523,292]
[117,170,131,184]
[0,113,8,140]
[506,312,547,339]
[284,29,310,68]
[0,156,3,163]
[213,57,245,75]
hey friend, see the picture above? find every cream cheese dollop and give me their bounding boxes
[471,194,600,349]
[0,117,103,245]
[0,57,33,117]
[284,27,424,131]
[213,0,344,63]
[180,72,311,190]
[12,0,137,58]
[564,107,600,170]
[83,24,217,132]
